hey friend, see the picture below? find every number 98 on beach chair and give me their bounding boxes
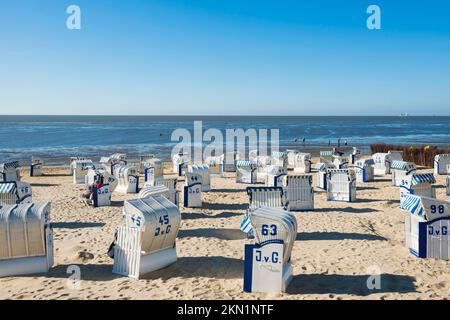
[112,197,181,278]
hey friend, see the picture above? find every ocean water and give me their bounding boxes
[0,116,449,164]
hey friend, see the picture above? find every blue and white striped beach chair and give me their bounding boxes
[355,158,375,182]
[399,173,436,206]
[0,161,20,182]
[0,181,32,205]
[391,160,416,187]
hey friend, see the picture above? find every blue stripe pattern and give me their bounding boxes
[411,174,435,186]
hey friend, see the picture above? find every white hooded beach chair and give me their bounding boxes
[204,156,222,175]
[0,202,53,277]
[236,160,257,184]
[332,155,349,169]
[401,195,450,259]
[355,159,375,183]
[143,158,164,185]
[391,161,417,187]
[271,151,287,168]
[100,154,127,176]
[84,168,118,207]
[434,154,450,175]
[326,169,357,202]
[138,154,155,173]
[279,174,314,211]
[139,184,170,201]
[292,153,312,173]
[112,196,181,278]
[71,159,94,184]
[114,164,139,194]
[286,149,300,168]
[399,173,436,206]
[242,207,297,292]
[314,162,334,190]
[265,165,287,187]
[0,182,32,205]
[246,186,284,210]
[30,157,43,177]
[0,161,20,182]
[182,173,202,208]
[254,156,272,183]
[349,147,361,164]
[172,152,190,176]
[372,153,393,175]
[187,165,211,192]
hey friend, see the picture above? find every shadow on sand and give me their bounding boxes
[178,228,246,240]
[297,232,386,241]
[52,222,106,229]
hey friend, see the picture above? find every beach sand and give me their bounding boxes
[0,160,449,300]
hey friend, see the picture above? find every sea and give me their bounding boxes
[0,116,449,165]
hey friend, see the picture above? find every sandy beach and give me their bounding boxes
[0,160,449,300]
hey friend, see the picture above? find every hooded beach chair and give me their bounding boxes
[242,207,297,292]
[0,161,20,182]
[314,162,335,189]
[355,159,375,182]
[71,159,94,184]
[138,154,155,173]
[326,169,357,202]
[254,156,272,183]
[271,151,287,168]
[112,197,181,278]
[246,186,284,210]
[286,149,300,168]
[182,173,202,208]
[0,202,53,277]
[30,157,43,177]
[372,153,393,176]
[292,153,312,173]
[236,160,257,184]
[100,154,127,176]
[391,161,417,187]
[401,195,450,259]
[399,173,436,206]
[265,165,287,187]
[434,154,450,175]
[187,165,211,192]
[172,152,190,176]
[278,174,314,211]
[149,178,179,207]
[114,165,139,194]
[143,158,164,185]
[84,168,118,207]
[0,181,32,205]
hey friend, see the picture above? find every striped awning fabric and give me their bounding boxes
[400,194,425,216]
[0,182,17,194]
[240,215,253,235]
[236,160,252,167]
[411,174,436,186]
[391,161,409,170]
[0,161,19,171]
[320,151,333,156]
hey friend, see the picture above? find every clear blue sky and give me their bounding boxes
[1,0,450,115]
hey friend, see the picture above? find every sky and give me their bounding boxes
[0,0,450,116]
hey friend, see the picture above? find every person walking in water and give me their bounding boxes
[328,140,331,147]
[302,137,306,146]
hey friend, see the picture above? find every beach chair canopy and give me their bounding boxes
[327,169,355,181]
[0,182,17,194]
[0,202,51,260]
[246,186,284,209]
[138,184,170,200]
[410,174,436,186]
[0,161,19,172]
[401,194,450,220]
[391,161,416,171]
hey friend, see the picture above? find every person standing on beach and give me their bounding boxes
[302,137,306,146]
[338,138,341,147]
[328,140,331,147]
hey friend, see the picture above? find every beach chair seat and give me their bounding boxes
[71,159,94,184]
[401,195,450,259]
[246,186,284,210]
[399,173,436,206]
[30,157,43,177]
[0,161,20,182]
[292,153,312,173]
[391,161,417,187]
[0,202,53,277]
[182,173,202,208]
[0,181,32,205]
[114,165,139,194]
[236,160,257,184]
[279,174,314,211]
[434,154,450,175]
[326,169,356,202]
[265,165,287,187]
[187,165,211,192]
[112,196,181,278]
[143,158,164,184]
[355,159,375,182]
[243,207,297,292]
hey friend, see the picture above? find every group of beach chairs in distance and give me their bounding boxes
[0,150,449,294]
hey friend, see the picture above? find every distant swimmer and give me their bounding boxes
[159,133,163,137]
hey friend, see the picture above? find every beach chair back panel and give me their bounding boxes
[183,174,202,208]
[434,154,450,175]
[372,153,391,175]
[155,178,178,206]
[247,187,283,210]
[188,165,210,191]
[113,226,141,278]
[425,219,450,259]
[327,170,356,202]
[284,175,314,211]
[93,185,111,208]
